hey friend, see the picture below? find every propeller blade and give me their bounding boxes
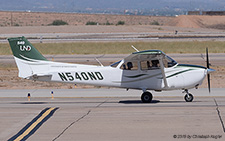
[207,73,211,93]
[206,48,209,69]
[206,48,211,93]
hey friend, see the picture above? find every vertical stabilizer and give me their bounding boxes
[8,36,48,78]
[8,36,47,61]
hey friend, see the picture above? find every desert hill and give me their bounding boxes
[166,15,225,29]
[0,11,225,30]
[0,11,173,26]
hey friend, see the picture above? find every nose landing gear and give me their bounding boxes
[183,89,194,102]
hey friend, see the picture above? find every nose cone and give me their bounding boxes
[207,68,215,74]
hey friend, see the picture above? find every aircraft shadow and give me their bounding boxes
[18,102,48,104]
[119,100,186,104]
[119,100,160,104]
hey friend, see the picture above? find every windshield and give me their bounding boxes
[165,55,177,67]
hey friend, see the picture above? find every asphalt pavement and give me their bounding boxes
[0,88,224,140]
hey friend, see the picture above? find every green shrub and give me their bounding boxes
[49,20,68,26]
[105,21,113,25]
[86,21,98,25]
[14,23,20,26]
[117,21,125,25]
[150,21,160,25]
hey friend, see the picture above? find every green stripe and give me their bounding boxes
[176,64,206,69]
[114,69,195,83]
[124,74,148,78]
[113,73,162,83]
[166,69,194,78]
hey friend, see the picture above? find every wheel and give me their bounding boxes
[184,93,194,102]
[141,92,153,103]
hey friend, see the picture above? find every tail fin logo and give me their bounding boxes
[17,41,31,51]
[20,45,31,51]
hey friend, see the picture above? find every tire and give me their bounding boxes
[141,92,153,103]
[184,94,194,102]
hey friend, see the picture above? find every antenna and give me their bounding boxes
[131,45,139,52]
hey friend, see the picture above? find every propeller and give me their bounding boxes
[206,48,211,93]
[206,48,216,93]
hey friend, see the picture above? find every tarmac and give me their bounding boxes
[0,88,225,140]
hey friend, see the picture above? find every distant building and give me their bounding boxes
[202,11,225,15]
[187,11,200,15]
[188,11,225,16]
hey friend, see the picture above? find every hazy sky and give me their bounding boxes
[0,0,224,11]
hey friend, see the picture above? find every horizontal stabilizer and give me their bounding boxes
[30,74,52,81]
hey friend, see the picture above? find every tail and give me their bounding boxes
[8,36,49,78]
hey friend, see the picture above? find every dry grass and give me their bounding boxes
[1,41,225,55]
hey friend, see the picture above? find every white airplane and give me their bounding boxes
[8,36,215,103]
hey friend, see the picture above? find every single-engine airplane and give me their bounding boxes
[8,36,215,103]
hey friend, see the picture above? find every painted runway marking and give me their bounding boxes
[8,107,58,141]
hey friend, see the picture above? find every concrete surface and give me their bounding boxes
[0,88,224,97]
[0,88,224,140]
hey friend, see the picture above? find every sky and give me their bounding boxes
[0,0,224,12]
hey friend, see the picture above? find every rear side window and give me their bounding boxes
[120,61,138,70]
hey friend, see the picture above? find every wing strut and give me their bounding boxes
[158,56,169,88]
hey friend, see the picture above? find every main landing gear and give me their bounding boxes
[141,91,153,103]
[183,89,194,102]
[140,90,194,103]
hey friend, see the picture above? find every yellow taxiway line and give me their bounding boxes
[8,107,58,141]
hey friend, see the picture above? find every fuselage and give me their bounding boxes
[31,60,207,91]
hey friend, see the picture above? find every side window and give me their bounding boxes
[151,60,160,68]
[141,60,160,70]
[140,61,149,70]
[120,61,138,70]
[163,59,168,68]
